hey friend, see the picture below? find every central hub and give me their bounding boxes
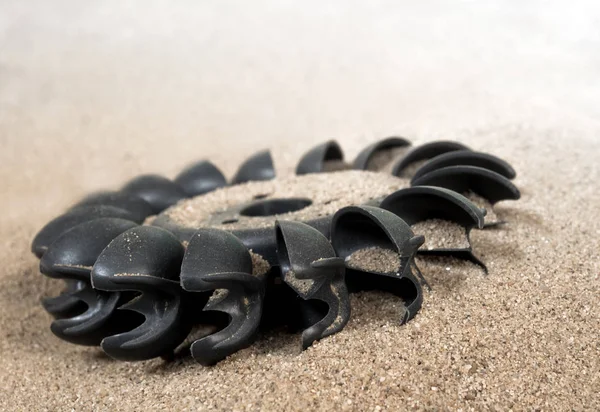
[151,170,408,238]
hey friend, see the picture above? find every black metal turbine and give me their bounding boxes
[31,137,521,365]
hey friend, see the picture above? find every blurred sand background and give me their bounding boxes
[1,1,599,410]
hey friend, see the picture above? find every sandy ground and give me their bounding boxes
[1,1,599,410]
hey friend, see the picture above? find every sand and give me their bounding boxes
[467,192,500,225]
[322,160,351,173]
[396,159,429,179]
[346,247,402,274]
[2,2,600,411]
[412,219,470,251]
[250,251,271,278]
[366,147,411,173]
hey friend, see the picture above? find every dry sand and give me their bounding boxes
[366,147,411,173]
[412,219,470,251]
[2,1,600,411]
[396,159,429,179]
[346,247,402,274]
